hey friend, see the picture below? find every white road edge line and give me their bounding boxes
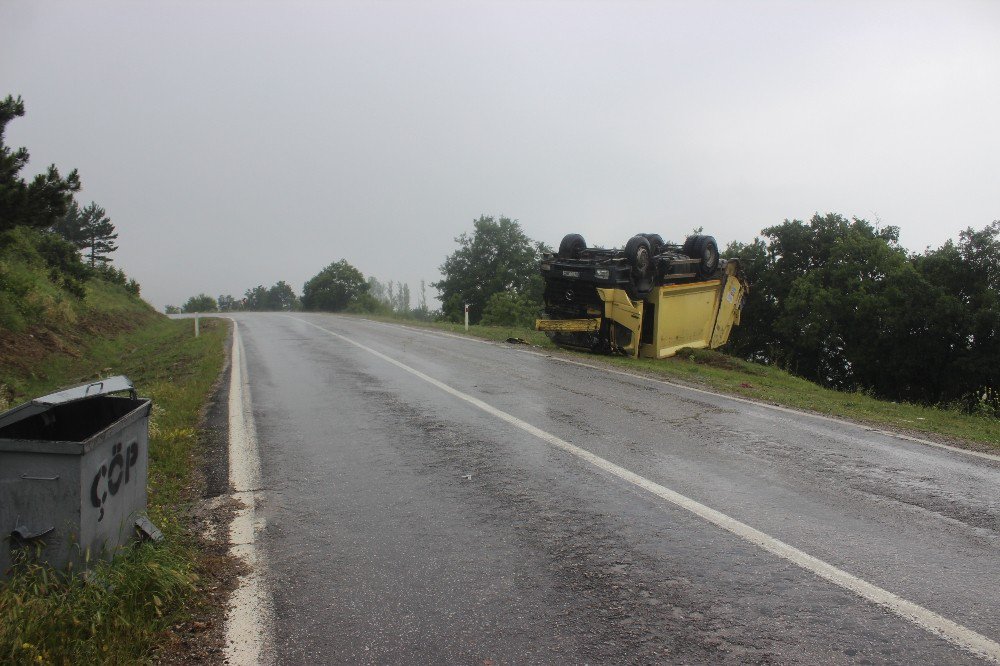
[352,316,1000,465]
[224,320,274,665]
[293,315,1000,664]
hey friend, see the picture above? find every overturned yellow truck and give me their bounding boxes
[535,233,747,358]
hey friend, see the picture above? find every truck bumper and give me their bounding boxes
[535,318,601,333]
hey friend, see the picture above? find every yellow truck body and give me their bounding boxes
[536,259,745,358]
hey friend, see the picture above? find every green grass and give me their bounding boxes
[0,250,77,332]
[0,316,228,664]
[610,348,999,447]
[397,317,554,346]
[81,279,156,321]
[0,227,155,336]
[356,314,999,449]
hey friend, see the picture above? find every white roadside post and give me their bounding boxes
[195,312,200,338]
[464,303,469,331]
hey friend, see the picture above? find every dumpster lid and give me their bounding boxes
[0,376,137,430]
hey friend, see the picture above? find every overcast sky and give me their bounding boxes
[2,1,998,310]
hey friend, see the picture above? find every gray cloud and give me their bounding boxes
[2,0,998,309]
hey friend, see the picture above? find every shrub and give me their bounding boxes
[481,291,540,328]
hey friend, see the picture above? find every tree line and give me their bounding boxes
[0,94,135,302]
[172,215,538,326]
[169,281,300,314]
[170,268,432,319]
[725,213,999,415]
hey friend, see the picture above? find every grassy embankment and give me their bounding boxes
[0,248,228,663]
[359,314,999,449]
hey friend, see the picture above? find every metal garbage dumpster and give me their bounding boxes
[0,376,152,577]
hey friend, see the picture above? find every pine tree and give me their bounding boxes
[51,201,89,247]
[79,202,118,267]
[0,95,81,231]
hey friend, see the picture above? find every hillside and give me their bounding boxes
[0,228,158,403]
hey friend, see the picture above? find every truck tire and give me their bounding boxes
[558,233,587,259]
[682,234,720,278]
[624,235,654,298]
[641,233,665,255]
[625,235,652,277]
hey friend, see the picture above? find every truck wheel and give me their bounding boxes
[625,235,652,277]
[558,234,587,259]
[642,233,665,255]
[683,234,720,278]
[625,235,653,298]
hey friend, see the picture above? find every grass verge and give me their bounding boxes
[0,316,228,664]
[357,314,999,449]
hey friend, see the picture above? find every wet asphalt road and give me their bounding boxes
[232,312,999,665]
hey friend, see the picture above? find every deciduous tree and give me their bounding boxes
[267,280,299,311]
[217,294,240,312]
[181,294,217,313]
[433,215,547,324]
[724,214,999,414]
[302,259,368,311]
[243,285,269,310]
[481,291,539,328]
